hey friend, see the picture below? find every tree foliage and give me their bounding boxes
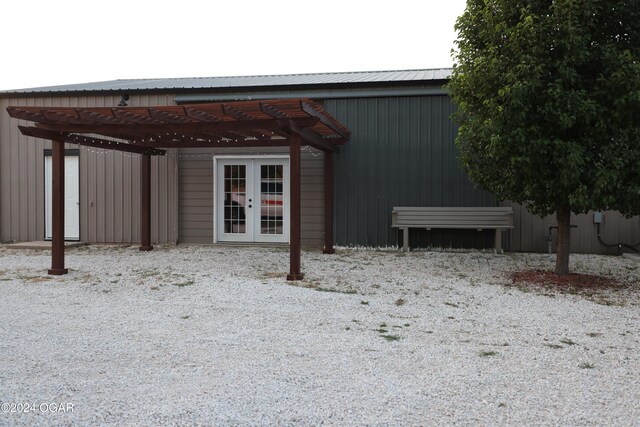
[448,0,640,218]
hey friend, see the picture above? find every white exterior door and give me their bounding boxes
[215,157,289,243]
[45,155,80,240]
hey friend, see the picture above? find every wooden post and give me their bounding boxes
[139,153,153,251]
[48,140,68,275]
[323,150,335,254]
[287,133,304,280]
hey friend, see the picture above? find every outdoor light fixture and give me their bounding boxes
[117,94,129,107]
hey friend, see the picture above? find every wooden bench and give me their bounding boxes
[391,207,514,253]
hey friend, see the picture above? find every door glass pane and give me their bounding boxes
[224,165,246,234]
[260,164,283,235]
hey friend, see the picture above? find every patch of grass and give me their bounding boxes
[395,298,406,306]
[560,338,577,346]
[594,298,624,307]
[18,275,52,282]
[579,362,595,369]
[286,280,318,290]
[381,334,401,342]
[150,286,160,291]
[260,271,287,279]
[180,315,190,319]
[544,343,563,349]
[479,350,498,357]
[375,328,388,333]
[586,332,602,337]
[138,269,160,278]
[172,279,195,287]
[316,287,357,294]
[444,302,459,308]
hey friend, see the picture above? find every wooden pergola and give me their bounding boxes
[6,99,350,280]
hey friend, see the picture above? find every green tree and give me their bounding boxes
[448,0,640,275]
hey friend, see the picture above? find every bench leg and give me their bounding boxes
[494,229,503,254]
[403,227,409,252]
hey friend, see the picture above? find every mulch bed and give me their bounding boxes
[511,270,623,290]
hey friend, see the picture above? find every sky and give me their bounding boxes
[0,0,467,91]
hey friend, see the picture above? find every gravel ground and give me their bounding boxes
[0,244,638,426]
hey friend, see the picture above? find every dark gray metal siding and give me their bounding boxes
[324,96,497,249]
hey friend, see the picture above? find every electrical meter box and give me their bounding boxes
[593,212,603,224]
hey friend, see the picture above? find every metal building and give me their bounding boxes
[1,69,638,253]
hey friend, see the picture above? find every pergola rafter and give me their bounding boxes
[7,99,350,280]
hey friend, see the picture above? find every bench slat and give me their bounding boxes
[393,207,513,212]
[393,224,514,229]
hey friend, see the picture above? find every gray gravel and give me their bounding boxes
[0,245,638,426]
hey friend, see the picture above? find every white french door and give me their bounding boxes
[215,157,289,243]
[45,155,80,240]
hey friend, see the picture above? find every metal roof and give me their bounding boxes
[1,68,452,94]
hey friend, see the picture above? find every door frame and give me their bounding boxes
[44,149,80,241]
[213,155,290,243]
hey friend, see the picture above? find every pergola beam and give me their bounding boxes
[19,126,166,156]
[284,121,340,153]
[301,101,351,139]
[31,117,319,136]
[134,139,290,148]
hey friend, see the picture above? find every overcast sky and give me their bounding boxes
[0,0,467,91]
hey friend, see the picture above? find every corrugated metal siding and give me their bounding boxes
[0,94,178,244]
[4,89,640,253]
[324,96,497,249]
[177,147,324,247]
[504,202,640,254]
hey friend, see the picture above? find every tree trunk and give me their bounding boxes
[555,206,571,276]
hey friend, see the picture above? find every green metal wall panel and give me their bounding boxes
[324,96,497,249]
